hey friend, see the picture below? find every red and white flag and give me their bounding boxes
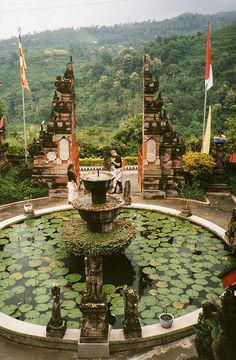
[205,22,213,91]
[18,30,30,92]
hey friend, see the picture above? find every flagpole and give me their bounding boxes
[202,84,208,138]
[21,84,28,163]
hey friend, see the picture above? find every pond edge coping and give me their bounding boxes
[0,203,227,354]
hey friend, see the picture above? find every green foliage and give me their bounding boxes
[1,17,235,150]
[180,184,205,201]
[79,156,137,166]
[0,166,48,204]
[62,217,135,256]
[225,117,236,158]
[183,151,215,187]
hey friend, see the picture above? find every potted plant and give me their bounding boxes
[23,196,34,215]
[159,304,174,329]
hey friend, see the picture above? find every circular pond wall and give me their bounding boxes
[0,203,231,354]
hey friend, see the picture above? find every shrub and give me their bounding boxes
[79,156,138,167]
[0,166,48,205]
[181,184,205,201]
[183,151,215,188]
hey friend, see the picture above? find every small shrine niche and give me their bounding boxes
[141,55,185,199]
[0,114,8,168]
[28,57,79,194]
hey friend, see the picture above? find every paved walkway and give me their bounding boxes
[0,171,234,360]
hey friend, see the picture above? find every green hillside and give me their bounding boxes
[0,14,235,156]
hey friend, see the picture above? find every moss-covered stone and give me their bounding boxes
[61,217,135,256]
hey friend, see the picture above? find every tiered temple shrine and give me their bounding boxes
[141,55,185,199]
[29,57,79,194]
[0,114,8,168]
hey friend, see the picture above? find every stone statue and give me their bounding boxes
[226,208,236,256]
[123,287,142,339]
[212,287,236,360]
[84,255,103,300]
[46,285,67,338]
[80,255,109,343]
[123,180,131,205]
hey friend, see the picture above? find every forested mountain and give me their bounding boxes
[0,12,235,151]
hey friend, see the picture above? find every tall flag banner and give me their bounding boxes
[18,30,30,92]
[205,22,213,91]
[201,106,211,154]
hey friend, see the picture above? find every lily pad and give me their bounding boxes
[35,303,51,312]
[25,310,40,319]
[35,294,51,303]
[186,289,199,298]
[1,304,18,315]
[19,304,33,313]
[65,273,82,283]
[72,283,86,292]
[52,267,69,276]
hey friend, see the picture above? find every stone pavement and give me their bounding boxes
[0,170,234,359]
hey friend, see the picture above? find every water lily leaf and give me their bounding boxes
[68,308,82,318]
[12,285,25,295]
[158,288,170,295]
[7,263,23,272]
[75,295,82,305]
[37,273,50,282]
[156,281,168,288]
[72,283,86,292]
[173,302,184,309]
[19,304,33,313]
[25,310,40,319]
[141,309,156,319]
[1,304,18,315]
[63,291,78,299]
[35,303,51,312]
[103,284,116,294]
[142,267,156,275]
[24,270,39,278]
[142,296,157,306]
[192,284,204,292]
[9,272,23,280]
[65,273,82,283]
[0,278,16,287]
[171,287,183,295]
[186,289,199,298]
[62,300,76,310]
[67,321,80,329]
[0,238,9,245]
[28,259,42,268]
[35,294,51,303]
[52,267,69,276]
[148,273,160,281]
[195,278,208,286]
[148,289,158,296]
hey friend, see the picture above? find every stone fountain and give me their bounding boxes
[73,170,122,233]
[67,171,134,346]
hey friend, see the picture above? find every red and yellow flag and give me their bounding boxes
[205,22,213,91]
[18,32,30,92]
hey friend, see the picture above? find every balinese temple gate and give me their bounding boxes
[29,57,79,195]
[138,55,185,199]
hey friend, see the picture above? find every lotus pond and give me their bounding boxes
[0,209,233,328]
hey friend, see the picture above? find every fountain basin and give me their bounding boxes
[81,171,114,204]
[73,196,123,233]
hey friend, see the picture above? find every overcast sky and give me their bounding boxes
[0,0,236,40]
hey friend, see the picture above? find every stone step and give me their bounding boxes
[207,183,231,193]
